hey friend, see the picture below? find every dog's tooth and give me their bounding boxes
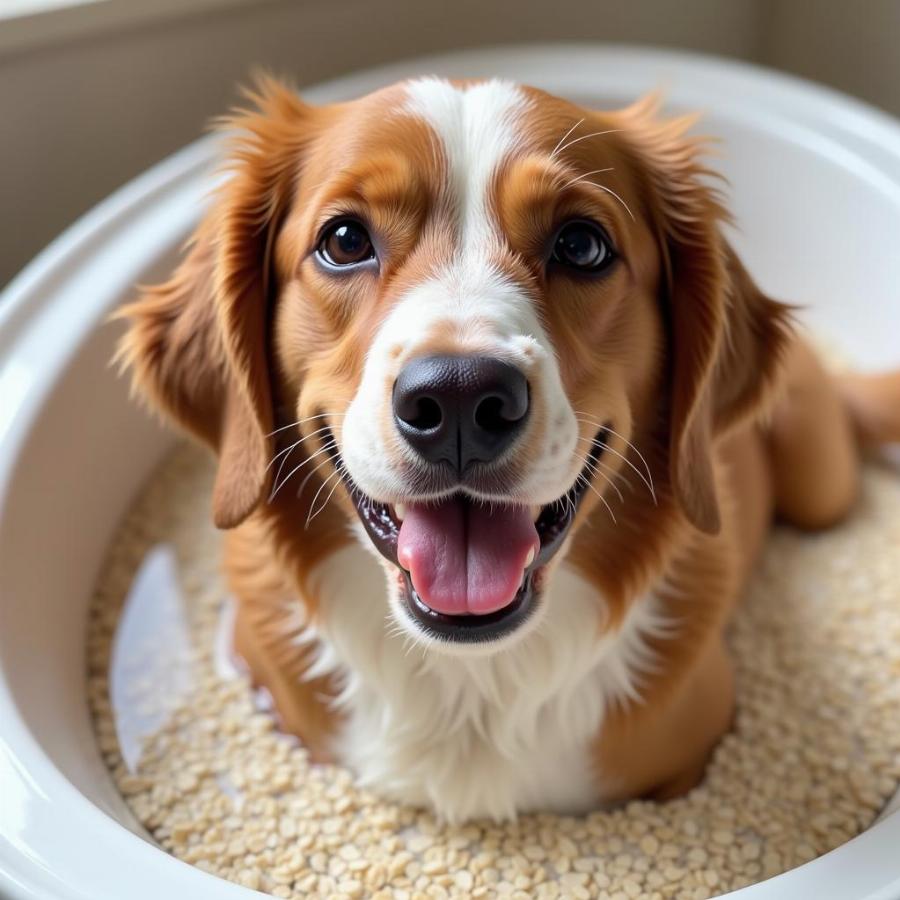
[530,504,541,521]
[524,546,536,568]
[395,503,406,522]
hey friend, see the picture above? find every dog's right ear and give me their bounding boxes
[613,94,791,535]
[114,77,310,529]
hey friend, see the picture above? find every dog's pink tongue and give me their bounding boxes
[397,498,539,615]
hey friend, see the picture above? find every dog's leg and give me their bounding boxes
[594,635,735,802]
[837,368,900,449]
[766,339,860,530]
[224,523,338,761]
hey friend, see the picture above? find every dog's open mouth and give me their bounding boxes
[342,426,610,643]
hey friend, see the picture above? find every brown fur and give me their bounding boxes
[115,76,900,805]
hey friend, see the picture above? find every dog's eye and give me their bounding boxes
[551,221,615,272]
[317,220,375,267]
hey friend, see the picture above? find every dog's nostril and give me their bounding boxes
[474,395,513,433]
[406,396,442,431]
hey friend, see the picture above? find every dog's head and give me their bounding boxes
[118,77,788,653]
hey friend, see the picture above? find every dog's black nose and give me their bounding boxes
[393,355,530,471]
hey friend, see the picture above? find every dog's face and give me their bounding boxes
[119,78,786,655]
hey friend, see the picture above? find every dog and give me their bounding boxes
[116,76,900,823]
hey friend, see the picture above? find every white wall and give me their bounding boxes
[2,0,897,289]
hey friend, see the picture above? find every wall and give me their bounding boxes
[0,0,763,288]
[764,0,900,118]
[2,0,897,289]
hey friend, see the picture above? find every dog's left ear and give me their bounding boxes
[115,76,310,528]
[616,97,792,534]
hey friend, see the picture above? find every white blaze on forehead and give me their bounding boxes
[404,77,529,253]
[340,77,579,506]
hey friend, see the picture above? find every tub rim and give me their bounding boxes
[2,43,900,900]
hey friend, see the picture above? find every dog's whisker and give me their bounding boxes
[313,463,348,518]
[324,458,356,513]
[572,438,633,489]
[562,167,615,191]
[592,440,656,505]
[554,127,622,158]
[272,439,336,500]
[305,467,344,529]
[577,181,635,222]
[576,471,617,524]
[265,412,347,439]
[606,447,658,504]
[268,438,303,472]
[562,483,576,520]
[266,420,306,438]
[525,429,640,506]
[570,452,625,505]
[571,453,625,507]
[574,438,634,488]
[574,414,656,501]
[549,116,585,159]
[596,425,656,501]
[266,424,333,475]
[270,440,337,501]
[271,441,304,493]
[597,458,635,493]
[294,454,338,502]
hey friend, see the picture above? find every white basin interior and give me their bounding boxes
[1,45,900,900]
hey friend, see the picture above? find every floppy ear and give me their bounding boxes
[115,77,309,528]
[618,97,792,534]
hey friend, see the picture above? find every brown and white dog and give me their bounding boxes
[117,76,900,823]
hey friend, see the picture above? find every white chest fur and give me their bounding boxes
[301,544,666,823]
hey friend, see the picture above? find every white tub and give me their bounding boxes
[1,45,899,900]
